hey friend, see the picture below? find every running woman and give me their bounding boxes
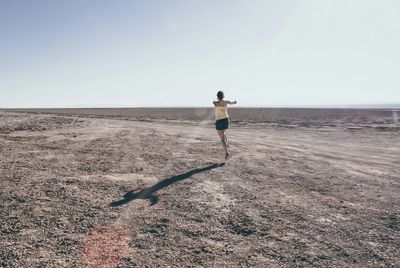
[213,90,237,159]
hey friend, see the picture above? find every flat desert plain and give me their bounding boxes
[0,108,399,267]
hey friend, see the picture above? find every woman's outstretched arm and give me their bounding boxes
[226,100,237,105]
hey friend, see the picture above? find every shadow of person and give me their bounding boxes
[109,163,225,207]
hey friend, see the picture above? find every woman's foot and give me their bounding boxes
[225,152,230,160]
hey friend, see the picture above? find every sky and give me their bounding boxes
[1,0,399,108]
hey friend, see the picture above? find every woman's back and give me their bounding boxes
[214,104,228,120]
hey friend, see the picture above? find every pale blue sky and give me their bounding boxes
[1,0,399,108]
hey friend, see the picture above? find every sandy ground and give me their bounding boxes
[0,109,399,267]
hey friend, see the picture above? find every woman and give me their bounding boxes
[213,90,237,159]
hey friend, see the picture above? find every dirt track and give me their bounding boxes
[0,110,399,267]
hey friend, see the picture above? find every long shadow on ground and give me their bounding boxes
[110,163,225,207]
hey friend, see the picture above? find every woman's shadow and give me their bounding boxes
[109,163,225,207]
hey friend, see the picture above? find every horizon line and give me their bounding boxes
[1,104,399,110]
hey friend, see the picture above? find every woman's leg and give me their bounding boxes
[224,132,229,148]
[223,130,230,159]
[217,130,228,156]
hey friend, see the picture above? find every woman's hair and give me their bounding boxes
[217,91,224,100]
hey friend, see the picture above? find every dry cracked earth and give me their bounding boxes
[0,110,399,267]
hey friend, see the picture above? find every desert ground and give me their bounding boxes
[0,108,399,267]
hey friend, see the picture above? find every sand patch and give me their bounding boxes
[192,180,235,211]
[82,223,132,268]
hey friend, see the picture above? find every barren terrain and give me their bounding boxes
[0,108,399,267]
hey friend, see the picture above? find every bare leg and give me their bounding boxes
[217,130,229,158]
[224,133,229,148]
